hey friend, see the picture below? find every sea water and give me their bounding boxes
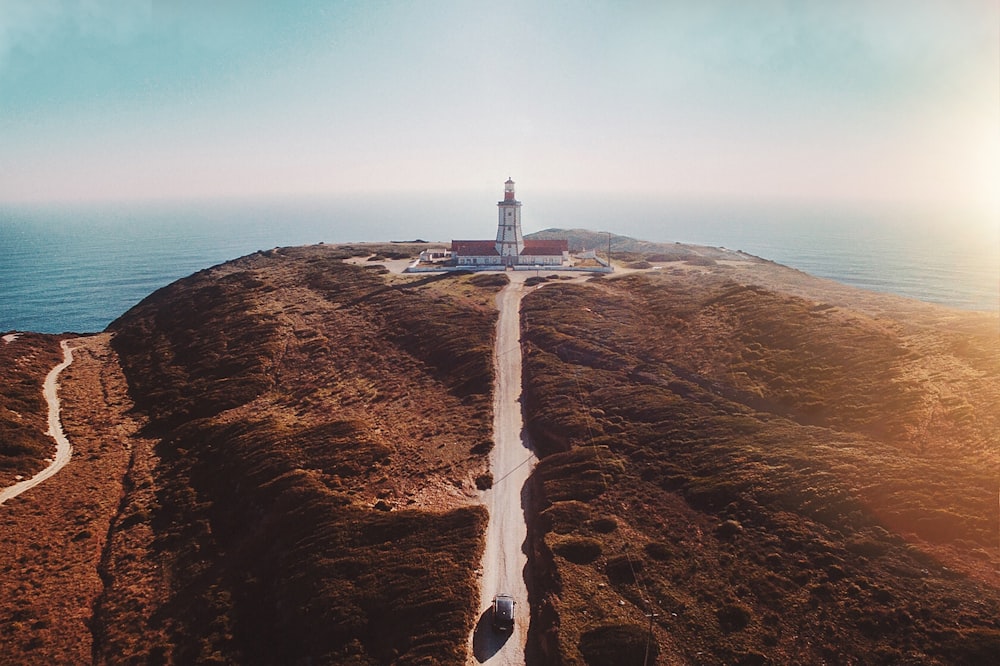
[1,195,997,334]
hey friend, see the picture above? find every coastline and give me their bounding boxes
[2,201,997,334]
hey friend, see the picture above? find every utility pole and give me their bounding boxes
[644,611,659,665]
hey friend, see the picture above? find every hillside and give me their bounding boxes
[520,262,1000,664]
[98,244,510,664]
[0,333,65,478]
[526,228,742,265]
[1,235,998,665]
[0,243,509,664]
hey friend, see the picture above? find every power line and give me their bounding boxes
[570,367,658,637]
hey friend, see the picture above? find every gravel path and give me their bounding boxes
[470,277,537,664]
[0,339,74,506]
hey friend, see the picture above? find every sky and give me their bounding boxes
[0,0,997,212]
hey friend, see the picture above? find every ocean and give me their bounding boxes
[1,194,997,334]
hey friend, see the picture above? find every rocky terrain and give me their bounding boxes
[1,234,998,665]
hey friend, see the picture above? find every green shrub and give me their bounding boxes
[470,439,492,455]
[552,536,602,564]
[535,446,620,504]
[934,628,1000,665]
[540,501,591,534]
[715,519,743,539]
[644,541,673,561]
[845,538,888,558]
[606,555,642,585]
[717,603,752,633]
[588,517,618,534]
[684,479,742,511]
[468,273,509,288]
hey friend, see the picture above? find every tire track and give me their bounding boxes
[470,278,537,665]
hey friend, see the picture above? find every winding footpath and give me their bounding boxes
[0,340,75,506]
[470,277,538,665]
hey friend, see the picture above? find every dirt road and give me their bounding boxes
[0,339,75,506]
[470,276,537,665]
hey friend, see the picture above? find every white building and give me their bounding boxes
[451,178,568,268]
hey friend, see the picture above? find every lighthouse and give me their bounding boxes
[449,178,568,268]
[495,177,524,265]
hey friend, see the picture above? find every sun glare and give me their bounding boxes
[978,119,1000,217]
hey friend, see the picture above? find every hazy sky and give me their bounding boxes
[0,0,997,210]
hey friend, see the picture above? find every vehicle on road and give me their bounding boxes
[491,594,515,633]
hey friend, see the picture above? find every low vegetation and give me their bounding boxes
[98,244,502,663]
[0,333,64,478]
[5,234,999,664]
[521,268,1000,664]
[0,334,137,664]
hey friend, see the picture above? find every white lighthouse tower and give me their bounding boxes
[495,177,524,266]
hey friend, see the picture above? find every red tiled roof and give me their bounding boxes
[451,238,568,257]
[451,240,499,256]
[522,239,568,256]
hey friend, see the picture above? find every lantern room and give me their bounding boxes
[503,178,516,202]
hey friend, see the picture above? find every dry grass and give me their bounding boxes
[0,334,135,664]
[97,245,501,663]
[521,267,1000,664]
[4,236,999,665]
[0,333,64,478]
